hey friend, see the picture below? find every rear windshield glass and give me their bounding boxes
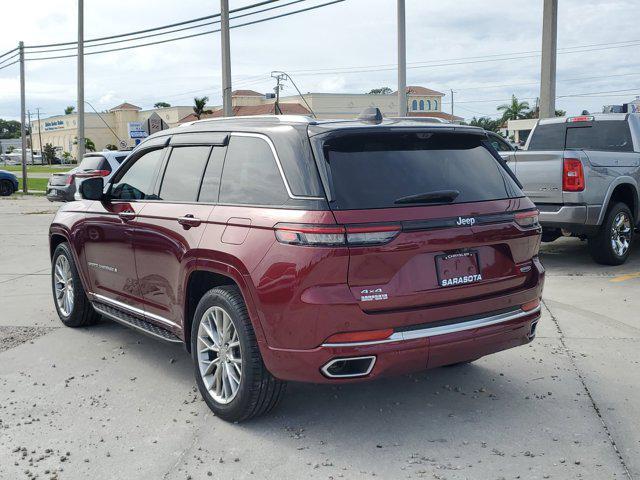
[527,123,566,150]
[322,132,522,210]
[566,121,633,152]
[78,156,108,172]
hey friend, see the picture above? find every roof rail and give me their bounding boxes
[387,116,450,124]
[192,114,315,125]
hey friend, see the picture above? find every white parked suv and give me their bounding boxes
[47,151,129,202]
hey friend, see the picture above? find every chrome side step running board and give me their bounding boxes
[322,306,541,347]
[93,301,182,344]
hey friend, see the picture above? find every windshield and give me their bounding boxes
[321,131,522,210]
[78,156,108,172]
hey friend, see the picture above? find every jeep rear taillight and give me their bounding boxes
[562,158,585,192]
[514,210,540,228]
[65,174,75,185]
[275,223,401,247]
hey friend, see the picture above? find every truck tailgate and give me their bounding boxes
[512,151,564,204]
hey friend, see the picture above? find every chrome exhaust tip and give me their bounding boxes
[528,320,539,340]
[321,356,376,379]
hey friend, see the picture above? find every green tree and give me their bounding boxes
[0,119,22,139]
[154,102,171,108]
[105,144,118,151]
[7,145,15,154]
[368,87,392,95]
[42,143,57,165]
[467,116,502,132]
[64,106,75,115]
[193,97,213,119]
[73,136,96,154]
[497,95,530,121]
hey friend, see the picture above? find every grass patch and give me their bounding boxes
[18,177,49,191]
[1,165,73,174]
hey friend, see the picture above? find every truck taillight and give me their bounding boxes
[515,210,540,228]
[65,174,75,185]
[274,223,401,247]
[562,158,585,192]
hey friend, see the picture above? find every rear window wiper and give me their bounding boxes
[394,189,460,205]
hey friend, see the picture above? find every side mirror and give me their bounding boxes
[79,176,105,201]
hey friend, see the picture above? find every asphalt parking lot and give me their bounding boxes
[1,195,638,480]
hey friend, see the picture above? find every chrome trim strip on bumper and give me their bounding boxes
[320,356,377,378]
[92,293,178,328]
[322,306,541,347]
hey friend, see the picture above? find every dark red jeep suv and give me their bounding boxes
[49,114,544,422]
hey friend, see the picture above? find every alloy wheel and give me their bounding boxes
[611,212,632,256]
[197,306,243,404]
[54,255,74,316]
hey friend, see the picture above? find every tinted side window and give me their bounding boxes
[527,123,566,150]
[219,136,288,206]
[489,135,513,152]
[198,147,226,203]
[159,146,211,202]
[115,155,127,164]
[566,121,633,152]
[111,149,164,200]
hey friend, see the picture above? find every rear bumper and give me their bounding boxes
[46,185,75,202]
[538,204,602,230]
[264,307,541,383]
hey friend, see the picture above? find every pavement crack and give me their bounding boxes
[161,411,210,479]
[542,299,634,480]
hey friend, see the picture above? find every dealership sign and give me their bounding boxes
[128,121,148,139]
[44,120,65,131]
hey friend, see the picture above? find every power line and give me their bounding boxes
[0,60,19,72]
[26,0,311,55]
[25,0,345,62]
[0,47,19,60]
[0,52,20,68]
[23,0,282,49]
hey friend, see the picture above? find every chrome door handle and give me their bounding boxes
[178,215,202,229]
[118,211,136,221]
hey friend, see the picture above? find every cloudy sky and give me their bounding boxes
[1,0,639,122]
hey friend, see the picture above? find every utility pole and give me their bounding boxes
[27,110,34,164]
[220,0,232,117]
[450,89,455,119]
[397,0,407,116]
[539,0,558,119]
[19,41,27,193]
[77,0,85,160]
[36,108,45,165]
[272,72,285,114]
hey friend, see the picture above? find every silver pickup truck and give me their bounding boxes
[506,113,640,265]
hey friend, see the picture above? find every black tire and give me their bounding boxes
[51,243,100,327]
[444,358,480,367]
[0,180,13,197]
[588,202,634,266]
[191,286,285,422]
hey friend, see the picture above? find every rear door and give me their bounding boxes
[515,122,566,203]
[319,130,540,314]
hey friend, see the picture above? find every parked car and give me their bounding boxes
[49,113,544,422]
[0,170,19,196]
[46,151,128,202]
[506,113,640,265]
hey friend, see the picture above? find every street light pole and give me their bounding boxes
[539,0,558,119]
[19,41,28,193]
[77,0,85,160]
[397,0,407,116]
[220,0,233,117]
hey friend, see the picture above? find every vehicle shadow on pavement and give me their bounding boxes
[539,236,640,273]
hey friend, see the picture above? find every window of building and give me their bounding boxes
[434,100,438,110]
[426,100,432,111]
[111,148,164,200]
[419,100,424,111]
[219,136,288,206]
[158,146,211,202]
[411,100,418,111]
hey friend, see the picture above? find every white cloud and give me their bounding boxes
[0,0,639,120]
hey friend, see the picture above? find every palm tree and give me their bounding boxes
[64,106,75,115]
[193,97,213,119]
[497,95,530,121]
